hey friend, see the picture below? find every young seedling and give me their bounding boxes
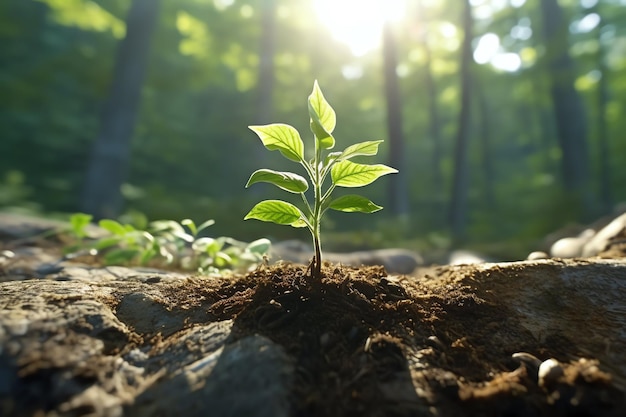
[244,81,397,279]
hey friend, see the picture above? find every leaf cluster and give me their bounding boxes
[245,81,397,228]
[66,213,270,274]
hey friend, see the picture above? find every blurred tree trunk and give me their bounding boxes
[592,8,612,213]
[532,74,558,173]
[250,0,276,195]
[382,23,409,217]
[424,44,443,196]
[417,0,443,196]
[80,0,160,219]
[449,0,473,242]
[540,0,594,219]
[256,0,275,124]
[476,80,495,207]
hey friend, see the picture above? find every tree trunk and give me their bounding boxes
[80,0,160,219]
[382,23,409,217]
[256,0,275,125]
[593,8,612,214]
[530,74,558,173]
[477,81,495,207]
[416,0,443,196]
[540,0,594,219]
[423,37,444,199]
[449,0,473,242]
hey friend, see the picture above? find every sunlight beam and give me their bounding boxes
[313,0,407,56]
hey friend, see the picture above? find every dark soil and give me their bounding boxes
[152,262,623,417]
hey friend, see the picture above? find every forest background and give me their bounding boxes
[1,0,624,260]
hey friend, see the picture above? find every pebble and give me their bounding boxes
[526,251,549,260]
[538,358,564,388]
[582,212,626,257]
[550,231,593,258]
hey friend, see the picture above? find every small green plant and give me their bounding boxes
[244,81,397,278]
[65,214,270,274]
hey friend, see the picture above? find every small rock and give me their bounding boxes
[526,251,549,260]
[538,358,564,388]
[582,213,626,257]
[550,229,595,258]
[448,250,488,265]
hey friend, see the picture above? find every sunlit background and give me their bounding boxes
[1,0,625,260]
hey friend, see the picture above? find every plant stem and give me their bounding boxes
[313,232,321,279]
[312,136,323,279]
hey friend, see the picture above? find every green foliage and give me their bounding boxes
[69,212,92,239]
[66,213,270,274]
[244,81,397,278]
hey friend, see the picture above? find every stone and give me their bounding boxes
[538,358,564,388]
[128,335,293,417]
[582,213,626,257]
[526,251,549,260]
[545,211,626,259]
[550,229,595,258]
[448,250,488,265]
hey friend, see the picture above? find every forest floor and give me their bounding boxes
[1,214,626,416]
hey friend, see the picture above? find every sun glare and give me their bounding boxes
[313,0,407,56]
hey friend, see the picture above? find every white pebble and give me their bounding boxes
[527,251,549,260]
[538,358,564,387]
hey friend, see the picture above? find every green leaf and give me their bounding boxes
[246,238,271,255]
[244,200,305,227]
[308,80,336,133]
[246,169,309,193]
[181,219,196,236]
[215,252,233,268]
[308,81,336,149]
[173,230,194,243]
[150,220,193,243]
[331,160,398,187]
[139,247,158,265]
[336,141,383,161]
[69,213,92,238]
[328,195,382,213]
[196,219,216,233]
[150,220,183,233]
[92,236,122,250]
[309,110,335,150]
[324,151,342,166]
[99,219,127,236]
[249,124,304,162]
[192,237,221,255]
